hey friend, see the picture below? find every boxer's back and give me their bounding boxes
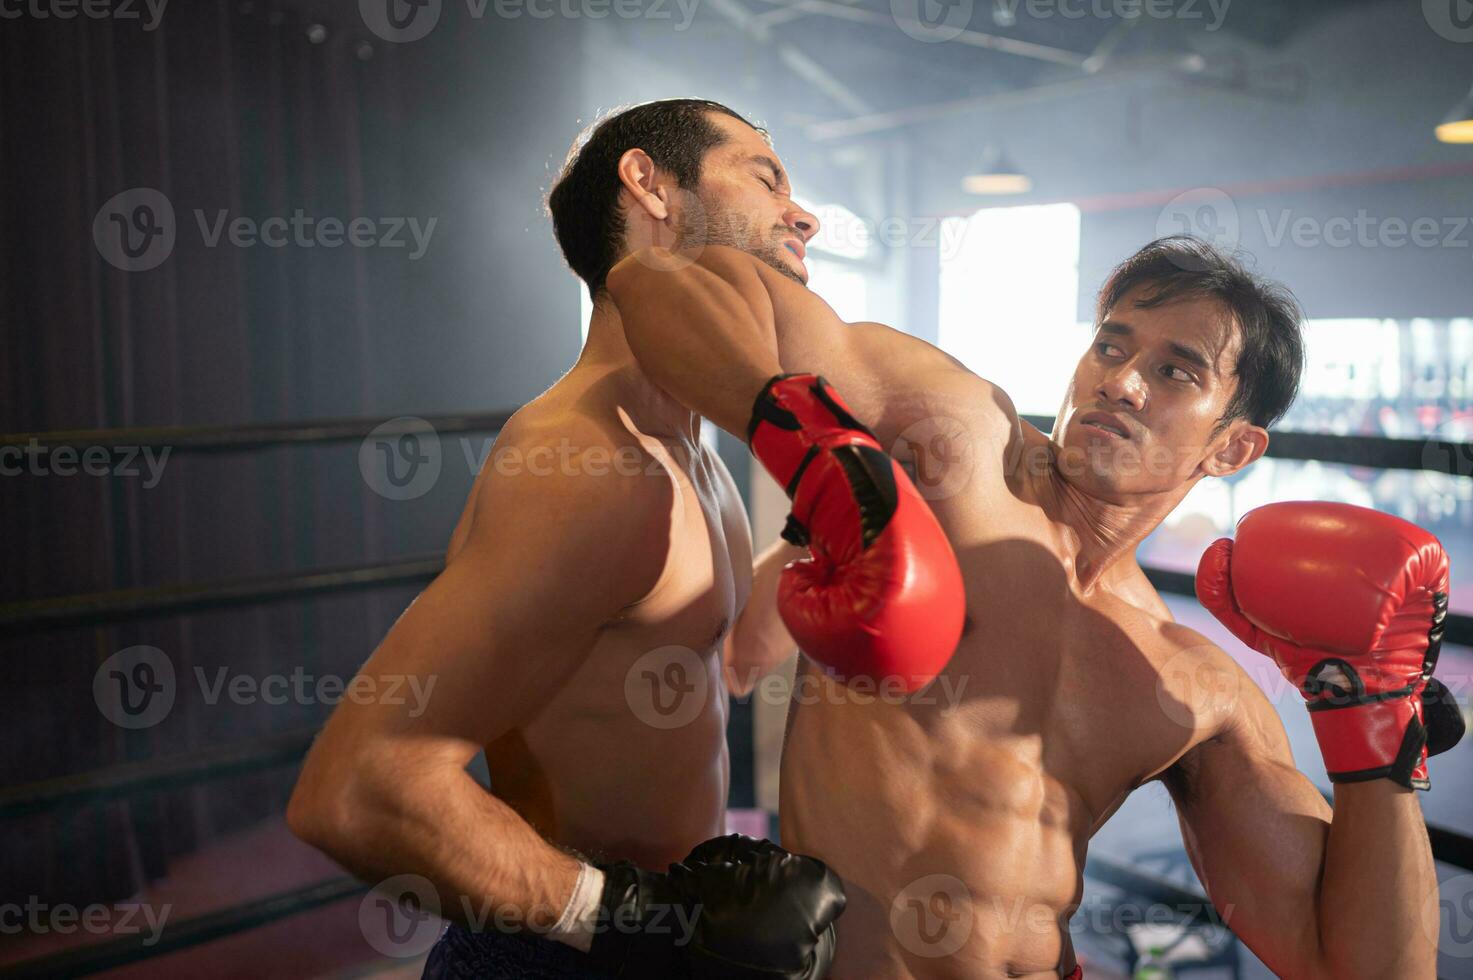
[780,381,1237,979]
[450,361,751,870]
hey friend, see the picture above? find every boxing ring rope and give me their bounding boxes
[2,410,1471,976]
[3,412,1469,644]
[3,409,1465,465]
[0,877,370,980]
[0,411,516,455]
[0,556,444,636]
[0,856,1221,979]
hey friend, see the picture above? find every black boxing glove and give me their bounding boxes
[586,836,846,979]
[1424,676,1467,758]
[677,838,845,979]
[683,832,786,867]
[584,861,690,977]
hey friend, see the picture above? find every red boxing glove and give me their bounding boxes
[748,374,964,692]
[1196,501,1451,790]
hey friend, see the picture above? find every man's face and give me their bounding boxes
[676,114,818,285]
[1053,285,1256,499]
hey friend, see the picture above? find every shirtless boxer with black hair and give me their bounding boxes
[604,107,1461,978]
[284,99,969,978]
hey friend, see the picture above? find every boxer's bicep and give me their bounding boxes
[1164,683,1332,977]
[839,322,1020,462]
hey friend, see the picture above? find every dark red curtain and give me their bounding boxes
[0,1,581,916]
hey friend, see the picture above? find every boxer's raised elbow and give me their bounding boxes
[286,752,367,856]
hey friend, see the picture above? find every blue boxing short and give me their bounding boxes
[421,922,616,980]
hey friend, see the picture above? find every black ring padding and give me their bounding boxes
[0,727,317,820]
[0,556,445,636]
[0,409,514,456]
[1019,414,1473,475]
[1430,822,1473,874]
[0,876,367,979]
[1138,566,1472,648]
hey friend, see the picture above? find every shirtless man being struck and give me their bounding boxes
[605,108,1459,979]
[286,99,857,979]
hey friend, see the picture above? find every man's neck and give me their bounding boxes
[577,297,702,444]
[1043,454,1198,595]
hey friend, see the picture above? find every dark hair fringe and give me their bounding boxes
[1096,236,1306,430]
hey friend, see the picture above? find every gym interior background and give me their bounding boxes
[1,0,1471,976]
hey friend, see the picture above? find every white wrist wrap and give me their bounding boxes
[548,863,605,953]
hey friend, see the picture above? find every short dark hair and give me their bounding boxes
[547,99,764,299]
[1095,236,1305,431]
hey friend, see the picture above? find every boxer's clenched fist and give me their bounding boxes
[587,834,845,978]
[746,373,965,692]
[1196,501,1456,789]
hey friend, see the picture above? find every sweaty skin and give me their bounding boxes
[607,231,1438,978]
[288,311,752,924]
[443,361,750,871]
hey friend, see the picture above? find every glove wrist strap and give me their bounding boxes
[1309,695,1429,790]
[748,374,876,493]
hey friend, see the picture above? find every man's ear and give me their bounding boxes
[615,147,669,222]
[1201,420,1268,478]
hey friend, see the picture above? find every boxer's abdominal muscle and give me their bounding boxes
[779,486,1212,979]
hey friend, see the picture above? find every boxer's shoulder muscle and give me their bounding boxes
[447,397,675,612]
[1141,622,1272,779]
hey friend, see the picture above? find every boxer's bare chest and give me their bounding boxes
[922,488,1211,824]
[476,405,750,864]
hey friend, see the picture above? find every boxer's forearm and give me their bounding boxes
[1317,781,1438,977]
[606,247,782,437]
[288,754,581,930]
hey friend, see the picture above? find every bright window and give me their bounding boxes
[937,203,1083,415]
[805,257,869,324]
